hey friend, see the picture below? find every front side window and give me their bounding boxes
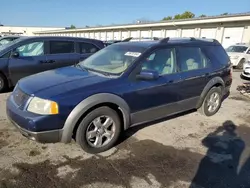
[16,42,44,57]
[50,41,74,54]
[79,44,146,75]
[80,42,100,54]
[140,48,177,75]
[177,47,209,72]
[226,45,248,53]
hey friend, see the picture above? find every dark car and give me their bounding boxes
[6,37,232,154]
[0,36,104,92]
[0,35,20,46]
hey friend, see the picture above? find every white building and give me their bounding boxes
[34,13,250,48]
[0,26,64,36]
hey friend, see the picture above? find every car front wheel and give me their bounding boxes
[0,73,7,93]
[76,106,122,154]
[198,87,222,117]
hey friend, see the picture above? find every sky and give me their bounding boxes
[0,0,249,28]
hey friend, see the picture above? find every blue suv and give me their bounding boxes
[6,37,232,154]
[0,36,104,92]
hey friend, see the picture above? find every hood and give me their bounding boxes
[18,66,112,98]
[227,52,245,57]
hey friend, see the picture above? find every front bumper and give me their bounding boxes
[8,117,62,143]
[6,94,63,143]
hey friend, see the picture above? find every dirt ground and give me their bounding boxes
[0,71,250,188]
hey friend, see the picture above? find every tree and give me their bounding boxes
[199,14,207,17]
[162,11,195,20]
[221,12,229,15]
[163,16,172,20]
[70,24,76,29]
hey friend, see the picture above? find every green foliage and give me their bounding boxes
[70,25,76,29]
[199,14,207,17]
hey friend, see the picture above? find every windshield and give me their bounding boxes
[226,45,248,53]
[0,37,23,51]
[79,44,146,75]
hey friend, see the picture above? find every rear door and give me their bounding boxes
[77,41,101,62]
[8,39,47,85]
[175,45,212,110]
[45,40,79,69]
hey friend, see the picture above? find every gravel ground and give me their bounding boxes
[0,71,250,188]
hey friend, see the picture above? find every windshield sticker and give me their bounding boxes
[125,52,141,57]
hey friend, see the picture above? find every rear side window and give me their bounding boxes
[177,47,210,72]
[50,41,74,54]
[203,45,230,66]
[79,42,100,54]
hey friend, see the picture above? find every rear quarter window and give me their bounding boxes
[202,45,230,67]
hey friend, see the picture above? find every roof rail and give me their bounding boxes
[159,37,170,43]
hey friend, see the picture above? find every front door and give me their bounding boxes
[8,40,46,85]
[123,47,183,125]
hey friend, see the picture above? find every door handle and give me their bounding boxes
[40,60,55,64]
[47,60,55,63]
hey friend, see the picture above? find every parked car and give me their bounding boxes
[0,36,104,92]
[0,35,20,46]
[241,60,250,79]
[225,43,250,69]
[6,37,232,154]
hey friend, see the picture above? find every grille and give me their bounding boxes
[244,71,250,75]
[13,87,30,109]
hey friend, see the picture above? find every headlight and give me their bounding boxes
[231,56,239,59]
[27,97,59,115]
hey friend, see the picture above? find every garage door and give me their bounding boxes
[114,31,120,40]
[182,29,195,37]
[122,31,128,39]
[141,30,150,38]
[107,32,113,40]
[200,28,217,39]
[152,30,162,38]
[131,31,138,38]
[89,33,94,39]
[94,33,100,39]
[222,27,244,48]
[100,32,106,41]
[166,30,177,38]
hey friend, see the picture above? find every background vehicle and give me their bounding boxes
[0,35,20,46]
[225,43,250,69]
[0,36,104,92]
[6,37,232,154]
[241,60,250,79]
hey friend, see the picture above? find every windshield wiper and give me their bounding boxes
[74,63,86,72]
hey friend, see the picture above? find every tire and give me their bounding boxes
[0,73,7,93]
[76,106,122,154]
[198,87,222,117]
[237,59,245,69]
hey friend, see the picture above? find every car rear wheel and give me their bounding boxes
[76,106,122,154]
[237,59,245,69]
[0,73,7,93]
[198,87,222,117]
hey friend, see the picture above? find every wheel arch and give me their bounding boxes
[196,76,225,109]
[60,93,131,143]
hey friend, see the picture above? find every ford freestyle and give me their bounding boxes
[6,37,232,154]
[0,36,104,92]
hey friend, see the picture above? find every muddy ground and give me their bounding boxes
[0,71,250,188]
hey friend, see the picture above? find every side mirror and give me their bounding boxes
[11,51,19,58]
[247,50,250,54]
[136,69,159,80]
